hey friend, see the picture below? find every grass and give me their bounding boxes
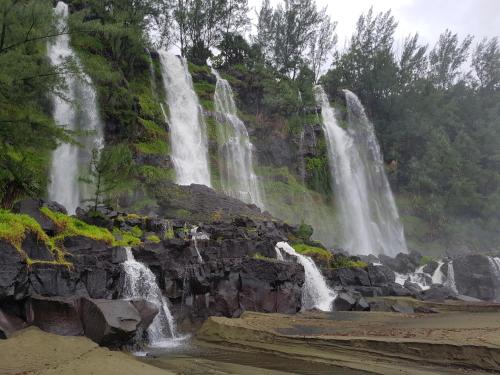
[134,139,169,155]
[146,235,161,243]
[0,210,69,266]
[330,254,367,269]
[40,207,115,246]
[292,243,332,263]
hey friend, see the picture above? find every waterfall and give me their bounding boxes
[190,226,208,263]
[444,261,458,293]
[314,86,406,256]
[47,2,104,214]
[211,69,264,207]
[122,247,179,347]
[275,242,335,311]
[158,51,211,187]
[431,261,445,284]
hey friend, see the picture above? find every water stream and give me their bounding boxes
[158,51,211,186]
[47,1,104,214]
[212,69,264,207]
[275,242,335,311]
[122,247,180,347]
[314,86,406,256]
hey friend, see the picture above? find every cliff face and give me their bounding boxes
[0,196,306,345]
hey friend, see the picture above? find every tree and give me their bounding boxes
[429,29,473,89]
[0,0,71,207]
[84,145,132,211]
[473,37,500,90]
[308,10,337,82]
[172,0,249,64]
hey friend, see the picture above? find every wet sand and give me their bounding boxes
[0,327,174,375]
[196,303,500,374]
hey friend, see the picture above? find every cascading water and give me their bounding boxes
[431,261,445,284]
[158,51,211,186]
[275,242,335,311]
[47,2,103,214]
[190,226,209,263]
[122,247,179,347]
[212,69,264,207]
[314,86,406,256]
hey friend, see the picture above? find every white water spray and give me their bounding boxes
[158,51,211,186]
[47,2,104,214]
[212,69,264,207]
[275,242,335,311]
[190,226,209,263]
[314,86,406,256]
[122,247,178,347]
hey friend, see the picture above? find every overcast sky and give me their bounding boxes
[248,0,500,50]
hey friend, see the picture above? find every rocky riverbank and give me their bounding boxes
[196,305,500,374]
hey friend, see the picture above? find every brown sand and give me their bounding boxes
[0,327,174,375]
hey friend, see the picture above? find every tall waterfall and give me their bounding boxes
[314,86,406,256]
[275,242,335,311]
[47,2,104,214]
[122,247,178,347]
[158,51,211,187]
[212,69,264,207]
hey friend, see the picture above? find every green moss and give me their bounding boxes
[138,166,175,185]
[419,255,436,266]
[253,253,275,261]
[139,118,167,138]
[112,227,142,247]
[292,243,332,263]
[146,235,161,243]
[330,254,367,269]
[188,62,211,75]
[41,207,114,246]
[134,140,169,155]
[0,210,69,266]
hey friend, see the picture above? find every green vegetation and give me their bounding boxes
[0,210,69,265]
[330,254,368,270]
[292,243,332,263]
[146,234,161,243]
[253,253,275,261]
[40,207,114,245]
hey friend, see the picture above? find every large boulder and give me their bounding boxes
[420,285,458,302]
[379,253,417,274]
[0,308,26,338]
[239,259,303,314]
[452,255,500,301]
[13,199,66,235]
[324,267,370,288]
[25,296,83,336]
[366,264,395,286]
[80,298,143,348]
[0,241,28,299]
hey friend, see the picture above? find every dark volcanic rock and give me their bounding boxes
[324,267,370,288]
[0,242,28,300]
[26,296,83,336]
[453,255,500,301]
[379,253,417,274]
[366,264,395,286]
[0,308,26,338]
[420,285,457,302]
[80,298,142,347]
[423,261,439,275]
[333,292,357,311]
[13,199,66,235]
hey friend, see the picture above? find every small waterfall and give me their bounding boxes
[314,86,406,256]
[158,51,211,186]
[122,247,178,347]
[190,226,209,263]
[488,257,500,301]
[47,2,104,214]
[431,261,445,284]
[211,69,264,207]
[444,261,458,293]
[275,242,335,311]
